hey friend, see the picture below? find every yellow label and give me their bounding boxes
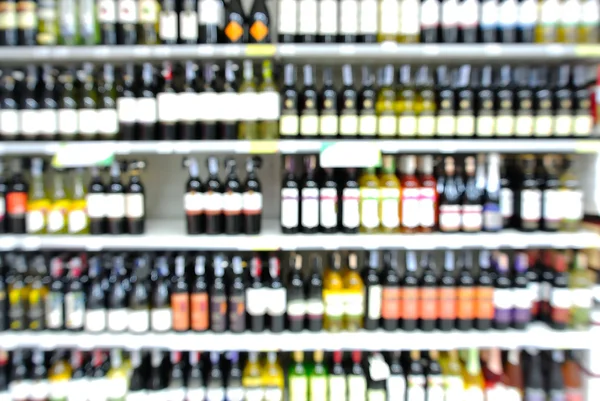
[249,140,279,154]
[575,45,600,56]
[245,44,276,57]
[575,140,600,153]
[27,199,50,212]
[251,245,279,252]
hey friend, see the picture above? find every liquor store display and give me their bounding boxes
[0,349,586,401]
[280,153,584,235]
[0,249,594,336]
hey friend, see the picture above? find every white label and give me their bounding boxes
[442,0,459,26]
[266,287,287,316]
[499,0,518,26]
[157,92,179,123]
[68,209,87,234]
[378,115,397,136]
[437,115,455,136]
[324,293,345,317]
[186,388,207,401]
[30,381,50,401]
[97,108,118,135]
[520,189,541,221]
[278,0,298,33]
[495,115,514,136]
[38,109,58,135]
[320,114,339,136]
[185,192,204,213]
[572,288,593,308]
[78,109,98,135]
[456,115,474,136]
[359,0,378,33]
[309,377,327,401]
[27,210,45,234]
[480,0,498,26]
[439,204,461,231]
[500,188,513,218]
[108,308,128,331]
[380,0,400,34]
[238,93,260,121]
[139,0,158,23]
[87,193,106,218]
[223,192,243,214]
[359,115,377,135]
[128,309,150,333]
[20,109,39,135]
[401,188,419,228]
[400,0,420,34]
[246,287,268,315]
[281,188,299,229]
[367,285,382,319]
[444,377,464,401]
[459,0,479,27]
[345,293,364,316]
[563,190,583,220]
[476,115,495,136]
[418,187,436,228]
[319,0,339,33]
[180,10,198,40]
[106,193,126,218]
[151,308,172,331]
[514,287,532,309]
[48,209,66,233]
[551,288,572,308]
[464,387,484,401]
[85,309,107,332]
[462,204,483,231]
[215,92,238,122]
[417,115,435,136]
[118,0,138,22]
[106,378,128,399]
[386,376,406,401]
[554,115,573,136]
[494,288,514,309]
[420,0,440,27]
[243,192,262,213]
[136,97,157,123]
[300,114,319,136]
[515,115,534,136]
[561,0,580,24]
[534,115,553,136]
[0,109,19,136]
[540,0,560,25]
[320,187,338,228]
[205,192,223,213]
[117,97,136,123]
[159,11,177,40]
[348,376,367,401]
[198,0,221,25]
[280,115,299,136]
[329,376,347,401]
[98,0,117,23]
[340,0,359,33]
[382,188,400,228]
[518,0,537,25]
[298,0,318,33]
[10,382,29,401]
[290,377,308,401]
[361,188,380,228]
[543,189,562,221]
[340,114,358,135]
[65,293,84,328]
[301,187,319,229]
[582,0,600,24]
[49,381,70,400]
[178,93,199,122]
[258,92,281,120]
[398,115,417,136]
[342,187,360,229]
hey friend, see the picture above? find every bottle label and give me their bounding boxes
[65,292,85,329]
[118,0,138,22]
[534,114,553,137]
[310,377,327,401]
[243,192,262,215]
[419,287,438,321]
[464,387,484,401]
[402,287,419,321]
[495,115,514,136]
[68,203,88,234]
[400,0,420,34]
[418,187,436,228]
[381,287,401,319]
[563,190,583,221]
[551,288,572,308]
[340,0,359,33]
[499,0,518,26]
[157,92,179,123]
[197,92,219,122]
[20,109,39,135]
[515,114,534,136]
[108,308,128,331]
[360,188,380,228]
[97,109,119,135]
[476,115,495,136]
[307,296,323,320]
[494,288,514,311]
[483,202,502,231]
[38,109,58,135]
[228,294,245,332]
[542,189,562,222]
[320,114,339,136]
[190,292,209,331]
[459,0,479,27]
[439,204,461,231]
[116,98,136,124]
[386,376,406,401]
[198,0,221,24]
[540,0,560,25]
[204,192,223,214]
[128,309,150,333]
[401,187,419,229]
[328,376,346,401]
[476,286,494,319]
[340,113,358,136]
[319,0,339,33]
[290,377,308,401]
[324,291,345,319]
[47,201,69,233]
[480,0,498,27]
[26,200,48,234]
[298,0,318,33]
[287,299,307,320]
[257,92,280,121]
[300,114,319,136]
[84,309,107,332]
[367,285,382,319]
[98,0,117,23]
[319,187,338,228]
[461,204,483,231]
[139,0,158,23]
[184,192,204,215]
[518,0,537,26]
[0,109,19,136]
[520,189,541,222]
[86,193,106,219]
[281,188,299,229]
[381,187,400,229]
[301,187,319,229]
[500,188,513,220]
[223,192,243,215]
[359,0,378,33]
[136,97,157,123]
[457,287,475,320]
[441,0,459,26]
[280,114,299,136]
[456,115,474,136]
[278,0,298,34]
[106,193,126,219]
[345,291,364,319]
[572,288,593,308]
[7,192,26,217]
[78,109,98,135]
[421,0,440,28]
[358,114,377,136]
[342,188,360,229]
[266,287,287,317]
[125,193,144,219]
[380,0,400,34]
[561,0,580,24]
[186,388,206,401]
[378,115,397,136]
[179,10,198,40]
[398,115,417,138]
[417,115,435,136]
[150,308,172,332]
[46,292,64,329]
[347,376,366,401]
[554,114,573,137]
[438,287,457,320]
[246,287,268,316]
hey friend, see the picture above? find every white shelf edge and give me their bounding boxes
[0,324,590,351]
[0,219,598,251]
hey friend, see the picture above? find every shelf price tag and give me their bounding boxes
[245,44,276,57]
[51,143,115,168]
[574,45,600,57]
[574,140,600,153]
[248,140,279,154]
[319,142,381,168]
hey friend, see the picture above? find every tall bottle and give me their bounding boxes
[47,169,69,235]
[482,153,502,232]
[199,63,217,139]
[180,61,199,139]
[474,250,494,331]
[307,254,324,332]
[344,252,364,331]
[281,156,300,234]
[559,156,583,232]
[359,166,380,233]
[319,67,338,138]
[184,157,205,234]
[280,64,299,138]
[287,254,306,332]
[106,161,125,235]
[569,252,593,329]
[379,155,400,233]
[358,66,377,137]
[258,61,279,139]
[87,167,106,235]
[171,255,190,332]
[493,252,513,330]
[381,251,400,331]
[438,251,457,331]
[205,157,223,235]
[376,65,397,138]
[228,256,246,333]
[419,253,438,332]
[323,252,344,332]
[301,155,319,234]
[438,157,462,233]
[26,158,48,235]
[463,349,484,398]
[341,168,360,233]
[457,252,475,331]
[6,157,27,234]
[299,65,318,138]
[191,255,209,332]
[107,255,128,333]
[461,156,483,233]
[243,156,262,234]
[125,161,145,234]
[85,256,106,333]
[78,63,99,140]
[46,257,64,331]
[364,251,381,331]
[238,61,259,140]
[65,258,85,332]
[152,257,175,331]
[211,254,227,333]
[137,63,157,140]
[223,159,243,235]
[319,168,338,234]
[266,255,286,332]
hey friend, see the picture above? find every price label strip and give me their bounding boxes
[249,140,279,154]
[245,44,276,57]
[51,143,115,168]
[319,141,381,168]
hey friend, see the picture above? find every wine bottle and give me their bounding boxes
[20,65,39,139]
[117,0,138,44]
[184,157,205,234]
[198,0,222,44]
[199,63,218,140]
[219,60,238,140]
[228,255,246,333]
[97,64,119,140]
[279,64,299,138]
[157,62,178,140]
[299,65,318,138]
[242,156,262,234]
[179,61,199,140]
[317,0,337,42]
[87,167,106,235]
[128,255,151,333]
[246,255,266,332]
[137,63,157,140]
[179,0,199,44]
[0,0,17,46]
[106,161,126,235]
[281,156,300,234]
[116,63,136,140]
[0,69,19,139]
[223,158,243,235]
[125,161,145,234]
[205,156,224,234]
[98,0,118,45]
[157,0,176,44]
[319,67,338,138]
[78,63,99,140]
[38,64,58,140]
[224,0,246,43]
[171,255,190,332]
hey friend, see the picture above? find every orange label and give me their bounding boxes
[250,20,268,42]
[551,306,569,324]
[476,286,494,319]
[171,293,190,331]
[7,192,27,215]
[190,293,209,331]
[381,287,401,320]
[225,21,244,42]
[402,287,419,320]
[438,287,457,320]
[457,287,475,320]
[419,287,438,320]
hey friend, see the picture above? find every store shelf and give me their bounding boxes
[1,139,599,156]
[1,44,599,64]
[1,219,598,251]
[0,324,590,351]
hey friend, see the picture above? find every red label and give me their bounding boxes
[402,287,419,320]
[438,287,457,320]
[381,287,402,320]
[457,287,475,320]
[566,389,584,401]
[476,287,494,319]
[6,192,27,215]
[171,293,190,331]
[191,292,209,331]
[551,306,569,324]
[419,287,438,320]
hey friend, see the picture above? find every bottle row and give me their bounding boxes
[0,248,595,334]
[0,61,280,141]
[280,153,584,235]
[0,348,586,401]
[0,0,272,46]
[278,0,600,44]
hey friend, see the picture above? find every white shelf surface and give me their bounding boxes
[0,324,590,351]
[1,139,600,156]
[1,219,598,251]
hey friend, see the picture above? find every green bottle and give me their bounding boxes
[569,252,593,329]
[258,60,279,139]
[238,60,258,140]
[38,0,58,45]
[289,351,308,401]
[309,351,328,401]
[79,0,99,44]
